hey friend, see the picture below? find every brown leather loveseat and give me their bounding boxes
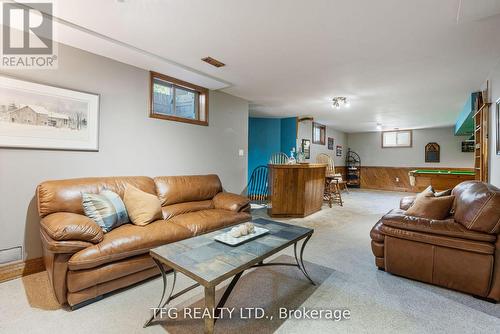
[370,181,500,301]
[37,174,251,308]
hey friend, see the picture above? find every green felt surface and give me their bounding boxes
[411,169,475,176]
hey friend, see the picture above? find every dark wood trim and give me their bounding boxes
[312,122,326,145]
[496,99,500,155]
[381,130,413,148]
[149,71,209,126]
[0,257,45,283]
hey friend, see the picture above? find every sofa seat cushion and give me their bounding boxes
[381,225,495,255]
[162,200,214,220]
[67,253,156,292]
[170,209,252,236]
[68,221,192,270]
[381,209,496,243]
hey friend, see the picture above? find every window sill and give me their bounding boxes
[150,113,208,126]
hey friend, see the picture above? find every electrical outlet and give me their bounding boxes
[238,149,244,157]
[395,177,400,182]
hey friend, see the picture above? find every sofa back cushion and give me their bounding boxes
[154,174,222,206]
[452,181,500,234]
[37,176,156,218]
[162,200,214,220]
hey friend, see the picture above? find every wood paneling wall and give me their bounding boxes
[335,166,347,180]
[359,166,474,192]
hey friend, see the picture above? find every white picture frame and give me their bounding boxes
[0,75,99,151]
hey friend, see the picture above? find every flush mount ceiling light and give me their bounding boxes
[332,97,349,109]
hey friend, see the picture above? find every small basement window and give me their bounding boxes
[382,130,412,148]
[150,71,208,126]
[312,122,326,145]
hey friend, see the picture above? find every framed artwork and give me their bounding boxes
[497,99,500,155]
[301,139,311,159]
[336,145,342,157]
[461,140,474,153]
[327,137,334,150]
[425,142,440,163]
[0,75,99,151]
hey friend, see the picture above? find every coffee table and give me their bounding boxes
[143,218,314,333]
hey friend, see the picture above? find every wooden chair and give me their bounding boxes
[246,165,269,208]
[316,153,348,192]
[325,175,344,207]
[269,152,289,165]
[316,153,347,207]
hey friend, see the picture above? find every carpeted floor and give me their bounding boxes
[0,189,499,333]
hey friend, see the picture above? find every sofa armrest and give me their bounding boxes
[213,192,251,212]
[41,212,103,244]
[40,229,94,253]
[400,196,416,210]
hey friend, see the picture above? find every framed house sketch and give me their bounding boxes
[0,75,100,151]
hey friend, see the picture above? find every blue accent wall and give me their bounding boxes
[248,117,297,181]
[248,118,281,182]
[280,117,297,156]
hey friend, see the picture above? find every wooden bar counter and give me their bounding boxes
[268,163,327,218]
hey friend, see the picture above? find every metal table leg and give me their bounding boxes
[143,258,177,327]
[294,235,316,285]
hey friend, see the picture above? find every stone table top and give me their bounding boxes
[150,218,313,287]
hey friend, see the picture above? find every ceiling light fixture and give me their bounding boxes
[332,97,349,109]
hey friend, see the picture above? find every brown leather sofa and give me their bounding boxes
[370,181,500,302]
[37,174,251,308]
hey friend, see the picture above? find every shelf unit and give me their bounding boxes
[473,82,490,182]
[346,149,361,188]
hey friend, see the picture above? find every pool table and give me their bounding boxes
[408,169,475,192]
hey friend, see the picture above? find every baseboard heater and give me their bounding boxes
[0,246,23,265]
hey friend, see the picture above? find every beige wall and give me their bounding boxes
[0,44,249,260]
[346,127,473,168]
[297,120,347,167]
[487,61,500,187]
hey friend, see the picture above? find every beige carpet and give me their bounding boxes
[1,189,499,334]
[160,255,333,334]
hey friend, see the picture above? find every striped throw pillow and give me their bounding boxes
[82,190,130,232]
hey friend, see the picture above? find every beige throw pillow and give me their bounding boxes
[405,195,455,220]
[123,185,162,226]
